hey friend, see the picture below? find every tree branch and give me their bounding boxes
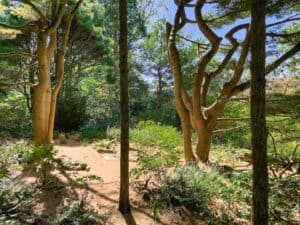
[266,16,300,28]
[230,41,300,96]
[209,23,249,80]
[217,117,250,122]
[45,1,66,35]
[266,31,300,38]
[0,81,36,88]
[213,126,249,135]
[0,52,36,58]
[0,22,36,31]
[266,42,300,75]
[193,0,221,119]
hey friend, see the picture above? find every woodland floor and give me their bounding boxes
[12,140,200,225]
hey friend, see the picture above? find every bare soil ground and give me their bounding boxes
[16,141,193,225]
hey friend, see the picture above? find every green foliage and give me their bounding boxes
[0,92,31,137]
[71,175,103,188]
[130,121,182,149]
[0,140,28,177]
[19,145,54,170]
[214,101,250,148]
[105,126,120,140]
[145,165,235,224]
[161,166,221,211]
[0,179,35,224]
[55,89,88,132]
[0,164,9,180]
[130,121,182,181]
[269,176,300,225]
[79,124,106,140]
[50,200,100,225]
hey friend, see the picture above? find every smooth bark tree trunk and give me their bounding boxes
[181,118,196,162]
[118,0,131,213]
[32,36,52,146]
[250,0,268,224]
[195,129,212,162]
[32,84,51,145]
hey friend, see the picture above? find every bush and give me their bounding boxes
[161,166,222,211]
[130,120,182,149]
[49,200,100,225]
[0,140,30,178]
[55,89,88,132]
[269,176,300,225]
[0,179,36,223]
[79,124,106,140]
[130,121,182,182]
[145,165,234,224]
[19,145,55,170]
[0,92,31,137]
[105,126,119,140]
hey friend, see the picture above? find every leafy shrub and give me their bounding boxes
[0,179,36,223]
[0,140,30,178]
[50,200,100,225]
[130,121,182,182]
[160,166,222,211]
[55,88,88,132]
[145,165,234,224]
[0,92,31,137]
[130,120,182,148]
[105,126,119,140]
[214,101,250,148]
[269,176,300,225]
[0,164,9,180]
[79,124,106,140]
[19,145,55,170]
[57,133,68,144]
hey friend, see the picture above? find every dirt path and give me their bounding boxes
[54,142,184,225]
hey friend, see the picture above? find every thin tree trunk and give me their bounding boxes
[157,66,163,113]
[118,0,130,213]
[250,0,268,224]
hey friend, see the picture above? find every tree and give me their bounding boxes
[0,0,83,146]
[119,0,131,213]
[250,0,268,224]
[141,19,172,115]
[166,0,300,163]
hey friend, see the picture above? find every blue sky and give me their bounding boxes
[154,0,249,39]
[153,0,283,42]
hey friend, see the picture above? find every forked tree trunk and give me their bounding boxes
[30,2,81,147]
[32,36,52,146]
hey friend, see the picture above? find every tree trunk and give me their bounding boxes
[181,118,196,162]
[195,128,212,162]
[118,0,131,213]
[157,66,163,113]
[32,36,52,146]
[250,1,268,224]
[32,84,51,146]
